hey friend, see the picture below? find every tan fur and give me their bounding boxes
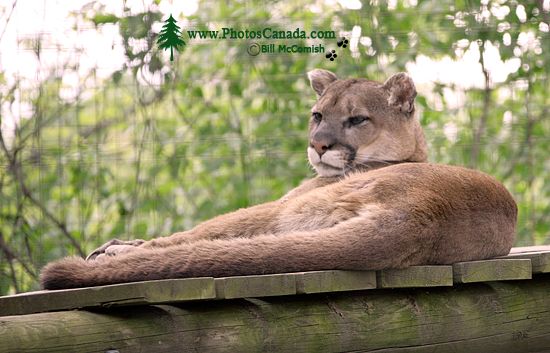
[40,70,517,290]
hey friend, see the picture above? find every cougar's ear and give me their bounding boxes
[383,72,417,115]
[307,69,338,97]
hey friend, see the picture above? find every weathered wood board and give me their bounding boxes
[215,270,378,298]
[0,271,379,316]
[215,273,297,299]
[3,277,550,353]
[503,246,550,273]
[0,277,215,317]
[509,245,550,253]
[376,265,454,288]
[296,270,376,294]
[3,247,549,317]
[453,258,532,283]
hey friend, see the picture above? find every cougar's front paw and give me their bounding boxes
[86,239,145,261]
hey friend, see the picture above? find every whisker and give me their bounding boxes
[353,154,393,163]
[354,158,394,166]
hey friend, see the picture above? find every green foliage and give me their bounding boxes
[0,0,549,294]
[91,13,119,26]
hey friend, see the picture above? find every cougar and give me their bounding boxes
[40,69,517,289]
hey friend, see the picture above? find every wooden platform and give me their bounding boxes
[1,246,550,353]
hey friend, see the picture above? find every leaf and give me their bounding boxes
[91,13,119,26]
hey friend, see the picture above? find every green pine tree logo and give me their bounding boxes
[157,14,185,61]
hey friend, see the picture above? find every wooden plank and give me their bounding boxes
[295,270,376,294]
[509,245,550,254]
[4,279,550,353]
[0,277,215,317]
[453,259,532,283]
[502,251,550,273]
[504,246,550,273]
[376,266,453,288]
[215,273,296,299]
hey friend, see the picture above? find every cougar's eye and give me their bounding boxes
[346,116,369,127]
[312,112,322,123]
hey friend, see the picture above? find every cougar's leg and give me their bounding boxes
[42,208,433,289]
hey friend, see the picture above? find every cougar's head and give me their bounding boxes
[306,69,428,177]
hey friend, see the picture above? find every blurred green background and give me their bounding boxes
[0,0,548,294]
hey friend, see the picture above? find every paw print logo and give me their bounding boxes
[337,37,349,48]
[325,49,337,61]
[323,37,348,61]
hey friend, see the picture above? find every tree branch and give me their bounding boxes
[469,39,492,168]
[0,0,18,42]
[0,230,37,284]
[0,122,85,257]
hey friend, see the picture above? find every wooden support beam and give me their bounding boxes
[453,259,532,283]
[3,277,550,353]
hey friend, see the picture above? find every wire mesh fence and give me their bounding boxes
[0,0,548,293]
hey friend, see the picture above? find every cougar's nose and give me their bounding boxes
[310,138,334,156]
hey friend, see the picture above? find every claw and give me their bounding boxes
[86,239,145,261]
